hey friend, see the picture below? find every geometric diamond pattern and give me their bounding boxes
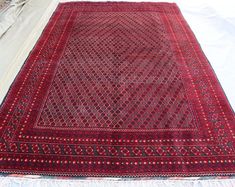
[37,12,197,130]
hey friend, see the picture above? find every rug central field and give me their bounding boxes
[0,2,234,177]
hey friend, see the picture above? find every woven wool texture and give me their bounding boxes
[0,2,234,177]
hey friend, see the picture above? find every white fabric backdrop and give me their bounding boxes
[0,0,234,186]
[0,0,29,37]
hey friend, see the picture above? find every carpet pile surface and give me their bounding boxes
[0,2,234,177]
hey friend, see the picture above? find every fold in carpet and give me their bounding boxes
[0,2,234,177]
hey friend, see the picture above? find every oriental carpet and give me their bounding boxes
[0,2,234,177]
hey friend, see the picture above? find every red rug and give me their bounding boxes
[0,2,234,177]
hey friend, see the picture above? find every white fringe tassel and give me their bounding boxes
[0,177,235,187]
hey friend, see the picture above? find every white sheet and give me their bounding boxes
[0,0,234,186]
[0,0,29,37]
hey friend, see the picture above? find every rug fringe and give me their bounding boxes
[1,177,235,187]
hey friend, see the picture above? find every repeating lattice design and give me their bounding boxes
[37,12,197,130]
